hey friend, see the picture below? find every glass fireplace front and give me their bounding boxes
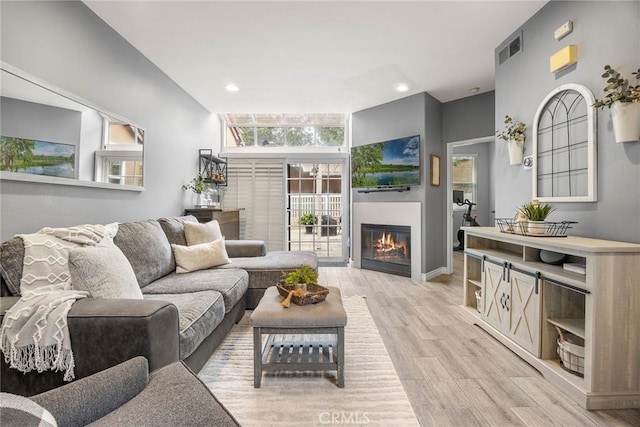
[361,224,411,277]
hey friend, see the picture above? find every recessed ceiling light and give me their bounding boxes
[469,87,480,94]
[395,83,409,93]
[225,83,239,92]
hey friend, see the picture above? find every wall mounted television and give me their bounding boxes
[351,135,421,189]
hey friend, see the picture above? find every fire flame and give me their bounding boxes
[374,232,407,257]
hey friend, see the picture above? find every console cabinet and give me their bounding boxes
[462,227,640,410]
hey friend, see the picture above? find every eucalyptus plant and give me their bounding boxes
[495,115,527,142]
[592,65,640,109]
[182,174,206,194]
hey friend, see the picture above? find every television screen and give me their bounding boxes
[351,135,420,189]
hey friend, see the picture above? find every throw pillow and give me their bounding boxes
[183,220,222,245]
[68,239,143,299]
[0,392,57,427]
[171,238,230,273]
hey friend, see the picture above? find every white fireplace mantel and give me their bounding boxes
[352,202,422,281]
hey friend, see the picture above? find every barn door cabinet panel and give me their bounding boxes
[480,259,540,357]
[462,227,640,410]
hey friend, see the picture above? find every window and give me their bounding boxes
[94,118,144,187]
[452,155,476,210]
[223,113,347,149]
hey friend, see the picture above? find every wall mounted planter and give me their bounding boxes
[611,102,640,143]
[508,138,524,165]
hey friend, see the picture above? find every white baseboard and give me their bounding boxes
[422,267,448,282]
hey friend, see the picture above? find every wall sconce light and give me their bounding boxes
[550,45,577,73]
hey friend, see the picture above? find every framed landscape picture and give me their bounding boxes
[0,136,76,179]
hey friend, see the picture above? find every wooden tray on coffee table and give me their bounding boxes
[276,281,329,305]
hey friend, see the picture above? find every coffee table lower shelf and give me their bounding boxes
[253,327,344,388]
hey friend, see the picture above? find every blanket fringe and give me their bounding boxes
[2,335,76,381]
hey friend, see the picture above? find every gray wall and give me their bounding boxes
[351,92,444,274]
[443,91,495,143]
[1,97,81,149]
[494,1,640,243]
[0,1,218,241]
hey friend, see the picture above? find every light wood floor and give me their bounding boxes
[318,253,640,427]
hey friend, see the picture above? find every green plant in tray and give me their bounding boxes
[283,265,318,285]
[518,201,555,221]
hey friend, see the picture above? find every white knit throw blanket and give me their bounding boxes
[0,223,118,381]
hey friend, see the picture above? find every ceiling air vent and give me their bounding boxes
[498,31,523,66]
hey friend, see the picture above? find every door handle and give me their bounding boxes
[505,294,510,311]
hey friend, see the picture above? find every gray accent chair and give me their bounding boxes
[30,356,239,427]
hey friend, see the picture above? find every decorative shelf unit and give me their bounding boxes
[199,149,227,186]
[461,227,640,410]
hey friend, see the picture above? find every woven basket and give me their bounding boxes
[555,326,584,377]
[276,281,329,306]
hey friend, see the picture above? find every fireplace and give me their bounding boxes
[361,224,411,277]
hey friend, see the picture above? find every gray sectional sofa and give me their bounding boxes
[0,215,317,396]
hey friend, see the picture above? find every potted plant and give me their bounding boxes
[518,200,555,235]
[283,264,319,287]
[278,265,327,307]
[496,115,527,165]
[299,213,317,234]
[592,65,640,143]
[182,174,207,207]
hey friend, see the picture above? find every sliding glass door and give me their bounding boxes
[286,160,347,263]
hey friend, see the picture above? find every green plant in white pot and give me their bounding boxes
[518,200,555,235]
[182,174,207,207]
[496,115,527,165]
[592,65,640,143]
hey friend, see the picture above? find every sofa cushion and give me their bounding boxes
[224,240,267,258]
[88,361,239,427]
[184,220,222,245]
[0,236,24,296]
[219,251,318,290]
[143,291,225,359]
[171,238,230,274]
[142,268,248,314]
[0,392,58,427]
[69,240,143,299]
[113,220,174,288]
[158,216,198,247]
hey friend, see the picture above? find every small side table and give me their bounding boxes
[250,286,347,388]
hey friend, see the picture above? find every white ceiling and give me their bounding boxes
[84,1,547,114]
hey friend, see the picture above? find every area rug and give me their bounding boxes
[199,296,419,426]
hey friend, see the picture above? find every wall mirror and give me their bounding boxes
[0,63,145,190]
[532,83,597,202]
